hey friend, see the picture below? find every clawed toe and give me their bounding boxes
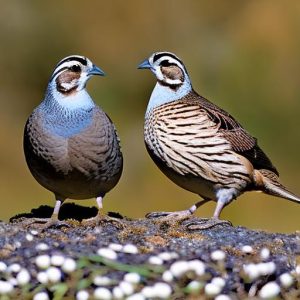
[81,214,125,229]
[186,218,232,230]
[145,210,192,222]
[15,217,71,230]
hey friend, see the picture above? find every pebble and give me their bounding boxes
[35,243,49,251]
[279,272,294,288]
[124,272,141,284]
[108,243,123,252]
[26,233,34,241]
[153,282,172,298]
[94,287,112,300]
[260,248,270,260]
[126,293,145,300]
[112,286,124,299]
[241,245,253,254]
[204,282,222,296]
[33,292,49,300]
[37,272,48,284]
[76,290,89,300]
[7,263,21,273]
[0,262,7,272]
[162,270,174,282]
[46,267,62,283]
[148,256,163,265]
[93,276,112,286]
[62,258,77,273]
[51,254,65,266]
[258,281,280,298]
[0,280,13,294]
[119,281,134,295]
[122,244,138,254]
[97,248,117,260]
[211,250,226,261]
[35,255,51,269]
[16,269,31,286]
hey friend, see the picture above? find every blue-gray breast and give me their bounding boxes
[23,55,123,227]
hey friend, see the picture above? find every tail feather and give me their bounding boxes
[257,169,300,203]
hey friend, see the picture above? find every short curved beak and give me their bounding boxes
[138,59,152,70]
[88,65,106,76]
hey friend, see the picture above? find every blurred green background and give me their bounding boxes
[0,1,299,232]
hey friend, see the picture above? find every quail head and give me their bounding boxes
[24,55,123,227]
[138,51,300,230]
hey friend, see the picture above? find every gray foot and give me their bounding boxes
[186,217,232,230]
[16,217,71,230]
[81,214,125,229]
[146,210,192,222]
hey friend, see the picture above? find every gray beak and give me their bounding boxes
[88,65,106,76]
[138,59,152,69]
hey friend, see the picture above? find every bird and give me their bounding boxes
[23,55,123,228]
[138,51,300,230]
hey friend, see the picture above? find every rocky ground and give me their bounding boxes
[0,203,299,299]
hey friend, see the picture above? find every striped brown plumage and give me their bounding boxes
[139,51,300,229]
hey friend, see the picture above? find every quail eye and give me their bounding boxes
[160,60,175,67]
[69,64,81,72]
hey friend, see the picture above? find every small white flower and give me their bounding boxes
[62,258,77,273]
[124,273,141,284]
[33,292,49,300]
[108,243,123,252]
[36,255,51,269]
[35,243,49,251]
[148,256,163,265]
[122,244,138,254]
[241,245,253,254]
[257,262,276,276]
[211,277,225,288]
[170,261,189,277]
[8,278,17,286]
[30,230,39,235]
[94,287,112,299]
[51,255,65,266]
[112,286,124,299]
[46,267,61,283]
[37,272,48,284]
[162,270,173,282]
[15,241,22,248]
[119,281,134,295]
[279,272,294,288]
[76,290,89,300]
[16,269,31,286]
[93,276,112,286]
[0,280,13,294]
[204,282,222,296]
[26,234,34,241]
[186,280,203,291]
[158,252,178,261]
[7,263,21,273]
[141,286,156,298]
[243,263,260,281]
[153,282,172,298]
[97,248,117,260]
[260,248,270,260]
[258,281,280,298]
[188,260,205,276]
[211,250,226,261]
[0,262,7,272]
[215,295,232,300]
[126,293,145,300]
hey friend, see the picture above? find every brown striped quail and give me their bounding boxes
[138,51,300,230]
[23,55,123,228]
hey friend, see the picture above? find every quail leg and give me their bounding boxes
[146,198,211,222]
[185,191,233,230]
[18,199,71,229]
[81,196,124,229]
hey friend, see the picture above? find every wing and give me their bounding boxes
[187,91,279,175]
